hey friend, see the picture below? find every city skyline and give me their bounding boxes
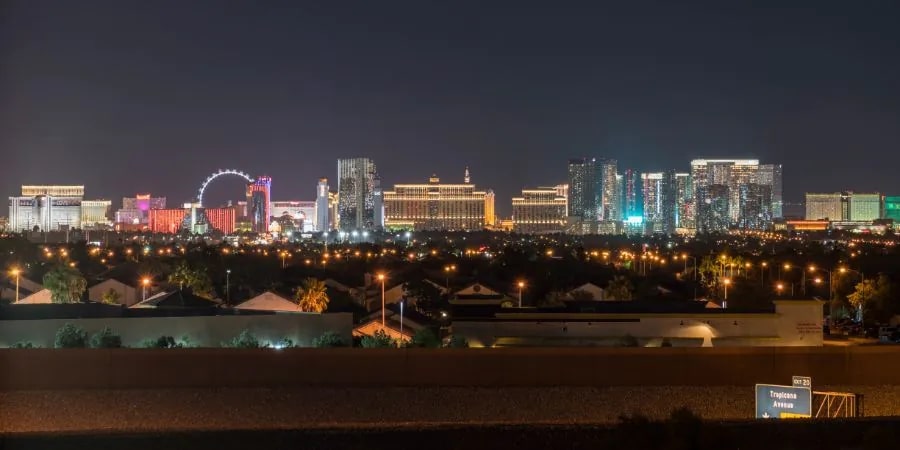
[3,1,900,214]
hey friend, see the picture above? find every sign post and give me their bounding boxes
[755,384,812,419]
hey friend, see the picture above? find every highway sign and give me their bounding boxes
[755,384,812,419]
[792,376,811,388]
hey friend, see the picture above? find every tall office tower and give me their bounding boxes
[315,178,330,232]
[337,158,378,230]
[696,184,731,233]
[9,185,85,232]
[659,170,677,234]
[512,187,568,234]
[554,184,569,217]
[738,184,773,229]
[675,173,694,229]
[383,173,493,231]
[615,173,624,222]
[641,172,662,232]
[805,193,844,221]
[597,158,618,221]
[623,169,643,219]
[691,159,766,230]
[758,164,783,218]
[567,158,597,222]
[246,176,272,233]
[81,200,112,229]
[884,196,900,222]
[373,174,384,230]
[849,193,882,221]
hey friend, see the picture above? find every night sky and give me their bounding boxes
[2,1,899,215]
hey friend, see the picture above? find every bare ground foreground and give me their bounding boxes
[2,385,899,433]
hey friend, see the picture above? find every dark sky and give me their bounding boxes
[2,0,900,215]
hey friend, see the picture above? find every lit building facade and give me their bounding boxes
[597,158,618,221]
[691,159,780,231]
[696,184,730,233]
[149,207,235,234]
[675,173,694,230]
[849,193,882,221]
[512,187,567,234]
[315,178,330,231]
[884,196,900,222]
[737,184,773,230]
[116,194,166,226]
[383,173,494,231]
[623,169,642,220]
[805,193,844,221]
[81,200,112,229]
[641,172,677,234]
[270,201,317,233]
[149,209,187,234]
[9,185,85,232]
[567,158,597,222]
[247,176,272,233]
[337,158,378,230]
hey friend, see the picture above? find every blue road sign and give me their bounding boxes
[755,384,812,419]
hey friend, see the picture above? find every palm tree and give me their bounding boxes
[43,265,87,303]
[294,278,330,313]
[168,261,214,299]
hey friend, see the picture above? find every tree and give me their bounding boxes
[54,323,88,348]
[90,327,123,348]
[312,331,347,347]
[43,265,87,303]
[446,335,469,348]
[360,330,394,348]
[294,278,330,313]
[408,328,441,348]
[606,275,634,301]
[539,291,568,307]
[168,261,214,299]
[849,274,897,323]
[223,329,262,348]
[403,278,443,313]
[569,289,595,301]
[100,288,121,305]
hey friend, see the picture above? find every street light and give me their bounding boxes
[808,266,833,300]
[517,280,525,307]
[10,268,20,303]
[141,277,151,302]
[377,273,386,326]
[444,264,456,291]
[405,231,412,246]
[723,278,731,308]
[280,251,291,268]
[226,269,231,304]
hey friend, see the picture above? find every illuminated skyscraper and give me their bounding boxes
[247,176,271,233]
[641,171,676,234]
[697,184,730,233]
[315,178,330,232]
[738,184,772,230]
[567,158,597,221]
[674,173,694,230]
[337,158,378,230]
[623,169,642,220]
[691,159,779,231]
[849,193,882,221]
[805,193,845,221]
[597,158,618,221]
[758,164,783,218]
[81,200,112,229]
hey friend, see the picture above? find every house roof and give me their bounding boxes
[130,289,220,309]
[15,288,53,304]
[235,291,302,312]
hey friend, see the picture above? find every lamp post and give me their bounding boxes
[808,265,833,300]
[723,278,731,309]
[405,231,412,246]
[226,269,231,304]
[141,277,150,302]
[760,261,768,287]
[377,273,386,326]
[517,280,525,307]
[280,251,290,268]
[444,264,456,291]
[10,268,20,303]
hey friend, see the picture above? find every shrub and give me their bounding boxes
[223,329,264,348]
[54,323,88,348]
[272,338,294,349]
[142,335,180,348]
[10,341,37,349]
[446,335,469,348]
[409,328,441,348]
[90,327,123,348]
[312,331,347,348]
[360,330,394,348]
